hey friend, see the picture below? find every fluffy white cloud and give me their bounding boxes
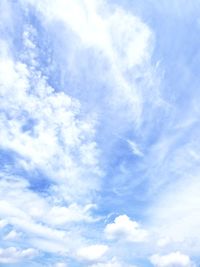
[0,247,38,264]
[0,24,101,204]
[0,175,98,254]
[150,252,195,267]
[104,215,148,242]
[77,244,108,262]
[0,19,102,257]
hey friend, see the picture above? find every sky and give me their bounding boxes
[0,0,200,266]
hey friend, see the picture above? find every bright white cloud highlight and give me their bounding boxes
[0,25,101,203]
[104,215,148,242]
[77,244,108,262]
[150,252,195,267]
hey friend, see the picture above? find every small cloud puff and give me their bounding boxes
[77,244,108,262]
[104,215,148,242]
[150,252,195,267]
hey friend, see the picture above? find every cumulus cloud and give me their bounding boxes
[104,215,148,242]
[0,53,101,202]
[150,252,195,267]
[0,20,102,208]
[0,14,103,257]
[77,244,108,262]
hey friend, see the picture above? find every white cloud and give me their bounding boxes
[46,203,97,226]
[0,247,38,264]
[0,25,101,203]
[149,169,200,251]
[91,262,121,267]
[4,230,22,241]
[127,139,144,157]
[90,257,137,267]
[156,237,171,248]
[54,263,68,267]
[21,0,155,127]
[150,252,195,267]
[0,19,102,260]
[0,175,97,254]
[0,219,7,228]
[0,175,96,225]
[104,215,148,242]
[77,244,108,262]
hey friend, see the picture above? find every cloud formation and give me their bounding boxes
[0,247,37,264]
[150,252,195,267]
[77,244,108,262]
[0,0,200,266]
[104,215,148,242]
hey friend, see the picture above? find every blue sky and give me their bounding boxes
[0,0,200,266]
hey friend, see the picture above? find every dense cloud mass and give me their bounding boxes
[0,0,200,266]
